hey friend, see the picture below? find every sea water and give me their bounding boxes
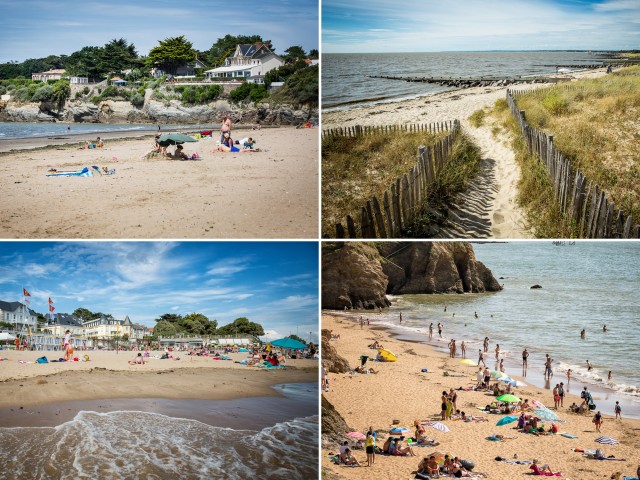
[0,383,318,480]
[330,242,640,418]
[323,51,603,111]
[0,122,207,140]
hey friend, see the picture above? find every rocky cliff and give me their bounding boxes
[322,242,501,309]
[0,98,317,126]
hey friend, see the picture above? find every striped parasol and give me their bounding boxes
[594,436,619,445]
[533,408,558,421]
[346,431,366,440]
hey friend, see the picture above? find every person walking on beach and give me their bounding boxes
[593,410,603,432]
[558,382,565,407]
[499,358,505,373]
[474,311,478,319]
[522,348,529,376]
[441,391,448,420]
[461,341,466,358]
[608,370,612,381]
[603,324,608,332]
[494,344,500,361]
[483,337,489,353]
[553,384,560,409]
[429,323,433,339]
[437,323,443,338]
[614,401,622,419]
[567,368,572,383]
[478,349,486,367]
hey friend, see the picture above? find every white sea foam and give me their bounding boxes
[0,411,318,480]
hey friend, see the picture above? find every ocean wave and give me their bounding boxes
[0,411,318,480]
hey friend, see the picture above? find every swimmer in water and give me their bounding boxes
[580,329,585,339]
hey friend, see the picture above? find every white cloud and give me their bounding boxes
[206,256,253,276]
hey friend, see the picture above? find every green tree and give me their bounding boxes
[309,49,319,59]
[98,38,139,74]
[65,46,103,78]
[264,60,307,87]
[51,79,70,111]
[278,65,318,111]
[72,308,101,322]
[283,45,306,64]
[154,320,180,337]
[216,317,264,337]
[148,36,196,75]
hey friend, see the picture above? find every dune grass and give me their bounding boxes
[321,128,481,237]
[491,66,640,236]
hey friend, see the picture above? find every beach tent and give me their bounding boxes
[0,332,16,341]
[377,348,397,362]
[270,337,306,350]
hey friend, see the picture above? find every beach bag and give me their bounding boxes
[589,403,596,410]
[461,460,475,471]
[36,356,48,364]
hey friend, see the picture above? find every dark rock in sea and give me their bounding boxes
[530,284,543,289]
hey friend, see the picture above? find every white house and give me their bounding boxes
[31,69,66,82]
[205,43,284,84]
[0,301,38,331]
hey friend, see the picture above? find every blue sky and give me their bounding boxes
[0,0,319,63]
[0,242,319,343]
[323,0,640,53]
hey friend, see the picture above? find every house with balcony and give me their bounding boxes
[204,43,283,84]
[0,300,38,331]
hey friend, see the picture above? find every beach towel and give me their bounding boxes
[36,356,48,364]
[47,167,93,177]
[561,433,577,438]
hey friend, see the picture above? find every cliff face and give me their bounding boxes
[321,243,391,310]
[322,242,501,309]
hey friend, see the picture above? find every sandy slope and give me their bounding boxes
[0,127,318,239]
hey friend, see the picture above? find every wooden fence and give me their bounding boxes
[322,121,454,140]
[325,120,461,238]
[507,90,639,238]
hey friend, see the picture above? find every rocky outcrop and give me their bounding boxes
[321,329,351,374]
[0,98,318,126]
[322,242,502,309]
[321,243,391,310]
[377,242,502,294]
[321,395,353,447]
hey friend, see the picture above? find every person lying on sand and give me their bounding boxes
[354,365,378,374]
[530,459,562,476]
[391,438,416,456]
[128,353,145,365]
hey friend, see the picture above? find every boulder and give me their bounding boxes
[321,329,350,374]
[530,284,543,289]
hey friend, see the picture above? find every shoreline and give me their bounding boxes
[0,382,318,429]
[322,313,640,479]
[330,308,640,420]
[322,68,607,128]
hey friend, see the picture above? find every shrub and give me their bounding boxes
[0,86,6,95]
[31,84,54,102]
[130,92,144,107]
[541,91,569,115]
[82,86,90,95]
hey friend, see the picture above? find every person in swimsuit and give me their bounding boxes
[522,348,529,376]
[220,115,232,144]
[218,133,240,152]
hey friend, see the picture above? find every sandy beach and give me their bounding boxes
[0,126,318,239]
[322,313,640,479]
[322,69,607,239]
[0,349,317,410]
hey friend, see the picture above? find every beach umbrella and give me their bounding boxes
[157,133,198,146]
[595,436,619,445]
[425,421,450,433]
[269,337,306,350]
[496,394,520,403]
[0,332,16,341]
[496,415,519,426]
[491,370,506,378]
[426,451,452,466]
[533,408,558,421]
[460,359,476,366]
[531,399,546,409]
[498,376,515,383]
[346,431,366,440]
[390,426,409,434]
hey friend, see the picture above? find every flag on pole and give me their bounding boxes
[23,288,31,297]
[48,297,53,305]
[49,305,55,312]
